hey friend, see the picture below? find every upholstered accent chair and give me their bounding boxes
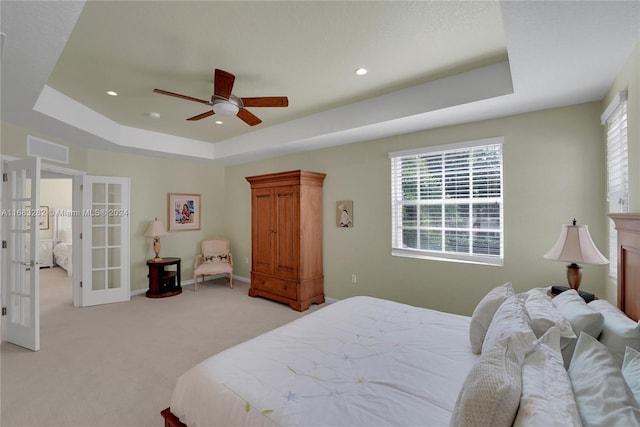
[193,238,233,290]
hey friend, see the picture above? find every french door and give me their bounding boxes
[79,175,130,307]
[1,164,131,350]
[2,157,40,351]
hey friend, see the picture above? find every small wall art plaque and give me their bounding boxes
[336,200,353,228]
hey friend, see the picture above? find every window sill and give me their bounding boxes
[392,248,503,266]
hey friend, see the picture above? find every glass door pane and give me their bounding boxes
[90,182,122,291]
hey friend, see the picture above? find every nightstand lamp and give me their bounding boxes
[544,219,608,290]
[144,218,168,262]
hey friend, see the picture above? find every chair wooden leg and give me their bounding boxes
[194,275,198,291]
[229,273,233,289]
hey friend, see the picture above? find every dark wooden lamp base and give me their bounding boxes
[567,262,582,290]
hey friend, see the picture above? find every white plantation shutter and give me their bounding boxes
[390,137,504,265]
[602,91,628,280]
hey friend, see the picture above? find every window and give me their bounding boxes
[602,90,628,280]
[390,137,504,265]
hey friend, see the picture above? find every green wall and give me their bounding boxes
[1,121,88,171]
[225,102,607,315]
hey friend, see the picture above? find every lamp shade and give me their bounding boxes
[544,222,608,264]
[143,218,168,238]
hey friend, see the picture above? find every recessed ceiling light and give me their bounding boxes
[106,90,118,96]
[355,67,368,76]
[215,120,223,125]
[149,112,160,119]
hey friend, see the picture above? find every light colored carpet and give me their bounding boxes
[1,267,323,426]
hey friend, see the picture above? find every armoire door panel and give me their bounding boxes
[253,189,274,274]
[275,186,298,279]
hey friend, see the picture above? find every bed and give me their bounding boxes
[162,214,640,427]
[53,213,73,276]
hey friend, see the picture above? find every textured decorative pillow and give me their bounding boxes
[622,346,640,405]
[469,282,514,354]
[450,332,530,427]
[551,290,604,367]
[588,299,640,368]
[204,250,230,263]
[482,293,535,354]
[513,327,582,427]
[524,289,576,348]
[568,333,640,427]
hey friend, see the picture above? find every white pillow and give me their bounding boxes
[450,332,529,427]
[482,293,535,354]
[552,290,604,367]
[588,299,640,368]
[469,282,514,354]
[622,346,640,405]
[524,289,576,348]
[568,333,640,427]
[513,326,582,427]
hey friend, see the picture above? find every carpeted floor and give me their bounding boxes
[1,266,323,426]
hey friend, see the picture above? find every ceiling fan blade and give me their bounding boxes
[187,110,215,121]
[153,89,210,105]
[241,97,289,108]
[214,69,235,99]
[237,108,262,126]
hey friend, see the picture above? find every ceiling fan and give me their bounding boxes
[153,69,288,126]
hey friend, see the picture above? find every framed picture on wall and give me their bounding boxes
[168,193,201,232]
[26,205,49,230]
[336,200,353,228]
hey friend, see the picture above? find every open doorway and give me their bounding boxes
[39,175,73,309]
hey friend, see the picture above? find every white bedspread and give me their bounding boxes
[53,242,72,276]
[170,296,478,427]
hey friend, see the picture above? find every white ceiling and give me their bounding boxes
[1,1,639,165]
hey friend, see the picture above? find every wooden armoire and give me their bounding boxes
[245,170,325,311]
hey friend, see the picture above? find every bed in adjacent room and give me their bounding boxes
[162,214,640,427]
[52,213,72,276]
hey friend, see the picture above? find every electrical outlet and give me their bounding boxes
[245,257,249,264]
[351,274,357,284]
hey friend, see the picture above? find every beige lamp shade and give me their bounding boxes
[144,218,168,238]
[544,222,608,265]
[544,220,608,290]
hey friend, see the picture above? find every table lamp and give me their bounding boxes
[543,219,608,290]
[144,218,168,261]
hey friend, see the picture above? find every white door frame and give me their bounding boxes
[38,162,85,306]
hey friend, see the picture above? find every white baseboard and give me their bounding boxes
[131,274,250,296]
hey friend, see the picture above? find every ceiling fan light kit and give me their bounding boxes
[212,101,239,116]
[153,68,288,126]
